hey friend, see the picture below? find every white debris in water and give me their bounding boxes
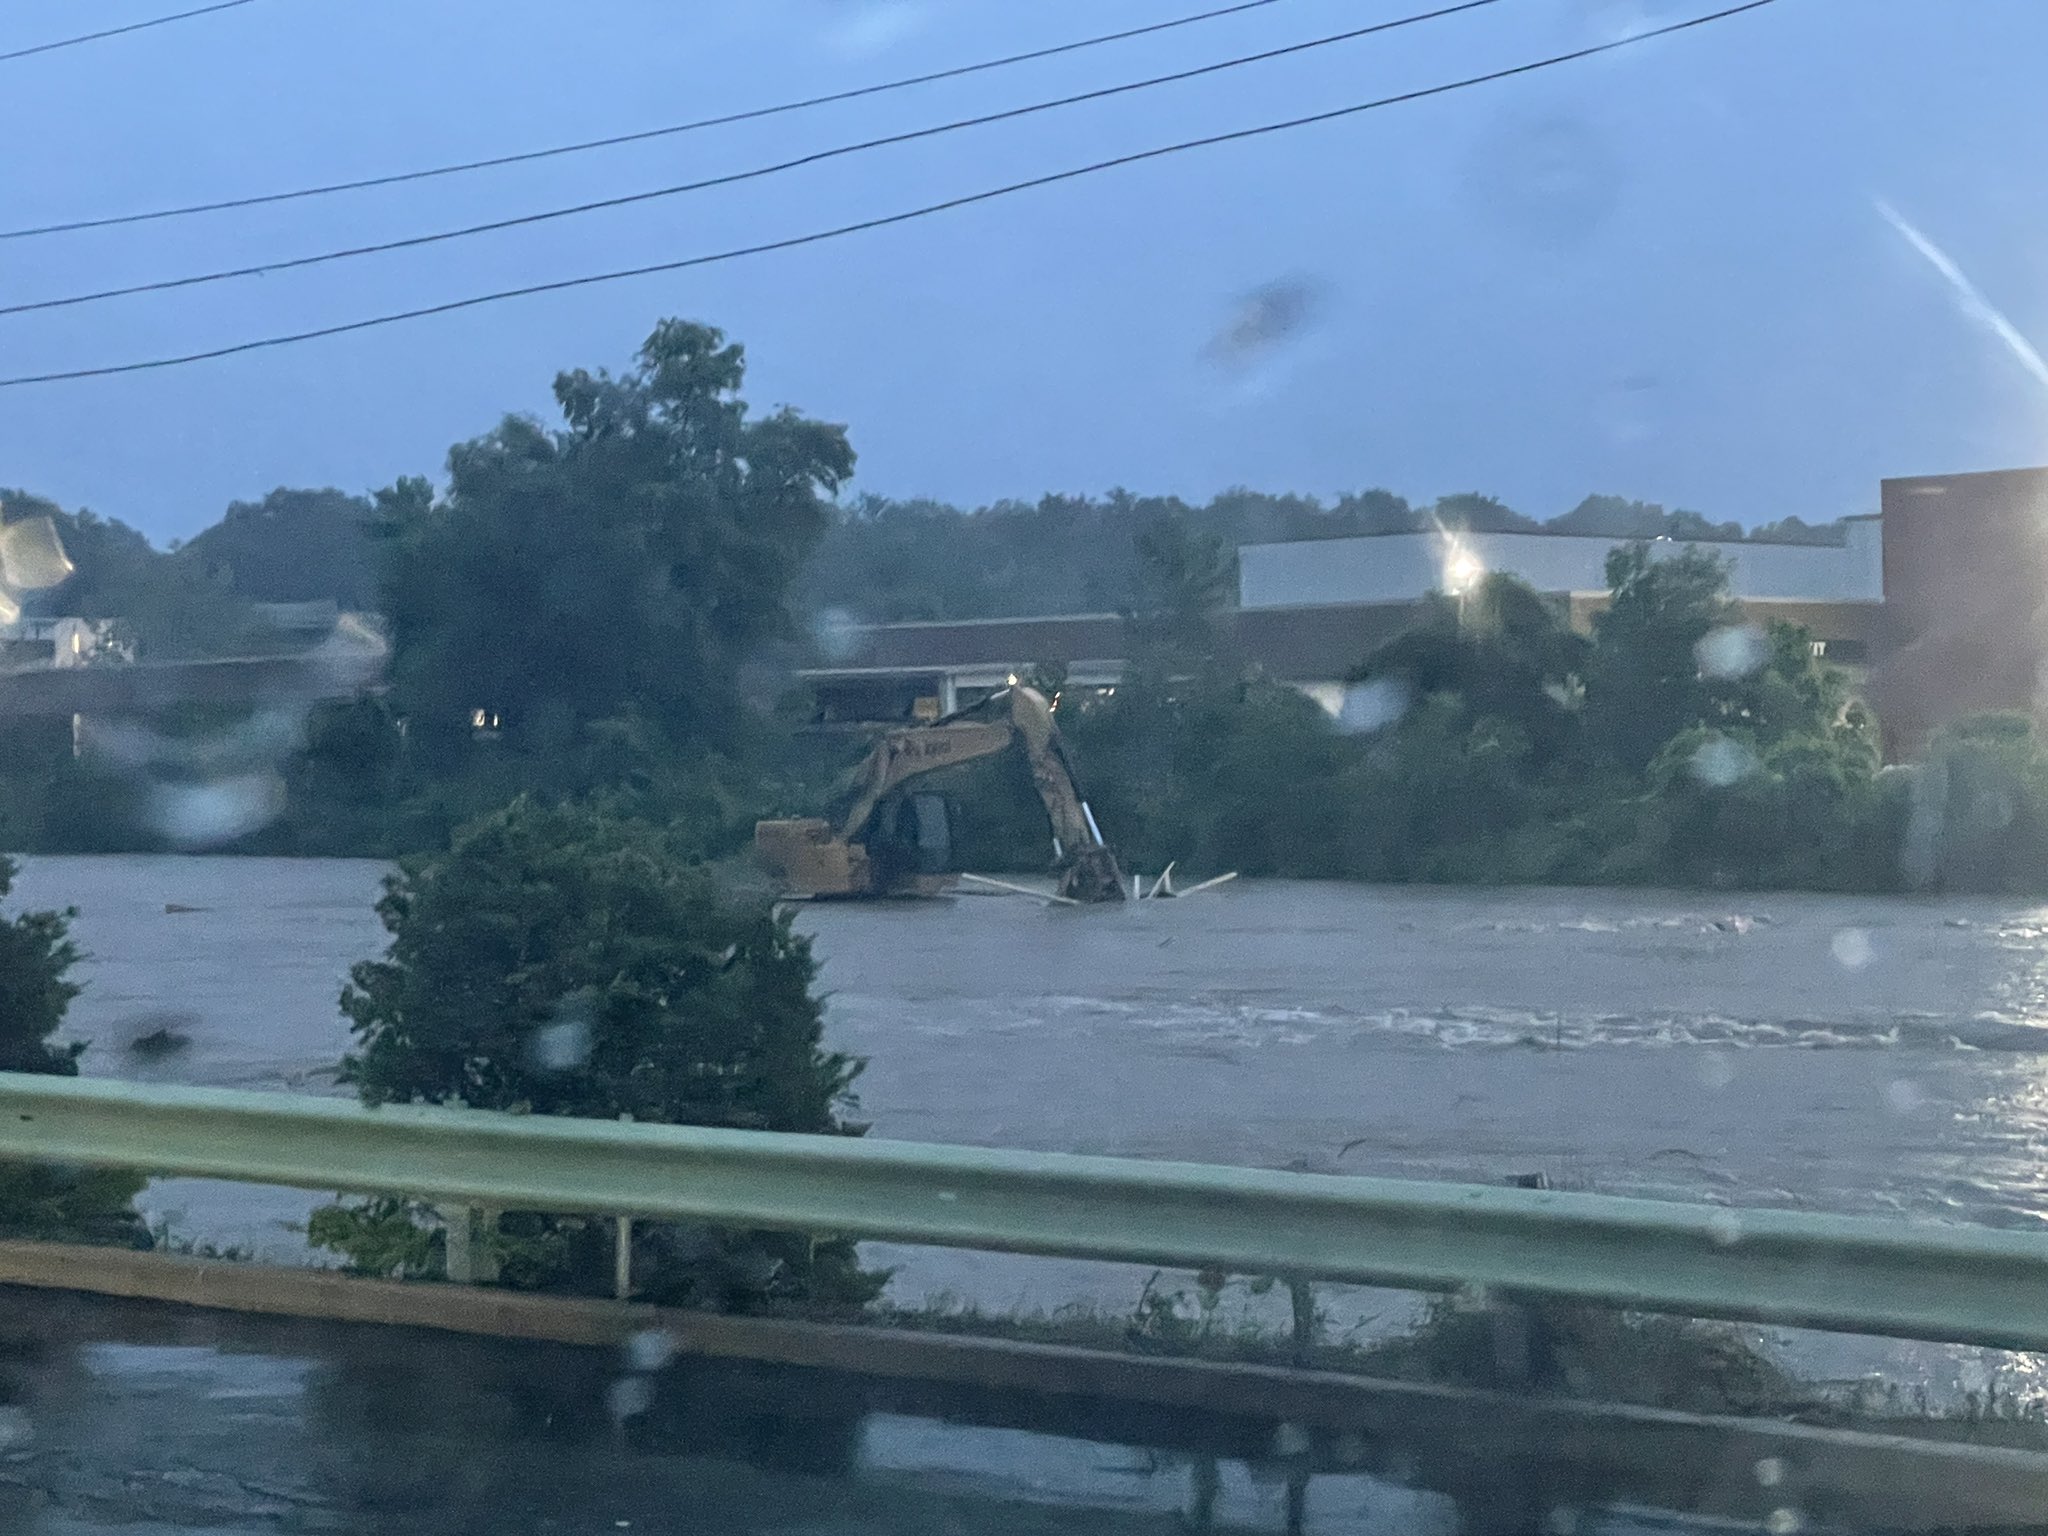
[1690,735,1758,788]
[1696,1053,1736,1091]
[1886,1078,1924,1115]
[1695,623,1769,680]
[1830,928,1875,970]
[1336,677,1410,735]
[605,1376,653,1422]
[1754,1456,1785,1488]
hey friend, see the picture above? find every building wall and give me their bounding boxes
[1238,524,1883,609]
[1871,466,2048,757]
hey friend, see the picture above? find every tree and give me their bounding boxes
[181,487,377,607]
[1583,543,1739,771]
[1350,574,1588,767]
[379,320,854,776]
[0,856,147,1242]
[311,800,878,1309]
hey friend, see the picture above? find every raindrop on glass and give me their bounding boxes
[0,515,71,590]
[1706,1209,1742,1247]
[1696,1052,1736,1091]
[1886,1078,1923,1115]
[1753,1456,1785,1488]
[1829,928,1875,970]
[1695,623,1769,680]
[625,1328,678,1373]
[605,1375,653,1422]
[530,1019,593,1073]
[1337,677,1411,735]
[1690,735,1758,788]
[145,774,288,850]
[1766,1508,1803,1535]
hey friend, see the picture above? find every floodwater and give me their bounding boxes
[19,857,2048,1344]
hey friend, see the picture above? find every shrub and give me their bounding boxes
[0,855,146,1243]
[310,799,880,1309]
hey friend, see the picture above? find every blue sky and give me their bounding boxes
[0,0,2038,543]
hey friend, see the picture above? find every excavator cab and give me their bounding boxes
[871,792,955,885]
[755,686,1125,902]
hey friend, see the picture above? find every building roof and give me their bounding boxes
[803,596,1893,688]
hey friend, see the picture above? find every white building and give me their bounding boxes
[1238,520,1884,609]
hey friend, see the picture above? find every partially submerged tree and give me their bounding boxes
[310,800,878,1309]
[378,320,854,780]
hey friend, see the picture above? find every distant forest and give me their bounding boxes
[796,490,1848,623]
[1,482,1847,649]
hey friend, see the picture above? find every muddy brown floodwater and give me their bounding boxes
[18,856,2048,1389]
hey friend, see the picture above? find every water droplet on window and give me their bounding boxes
[605,1376,653,1422]
[1272,1422,1312,1458]
[624,1328,678,1373]
[0,515,70,590]
[1830,928,1875,969]
[1754,1456,1785,1487]
[144,773,288,849]
[529,1019,593,1073]
[1690,735,1758,788]
[1766,1507,1803,1535]
[1707,1210,1743,1247]
[0,1406,32,1449]
[1696,623,1769,680]
[1697,1052,1736,1091]
[1337,677,1411,735]
[1886,1079,1923,1114]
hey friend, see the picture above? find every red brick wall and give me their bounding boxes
[1873,467,2048,757]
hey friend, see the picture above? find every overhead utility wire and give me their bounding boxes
[0,0,1302,240]
[0,0,263,64]
[0,0,1503,318]
[0,0,1778,390]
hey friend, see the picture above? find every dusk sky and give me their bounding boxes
[0,0,2038,544]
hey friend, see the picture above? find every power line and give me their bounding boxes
[0,0,1299,241]
[0,0,263,65]
[0,1,1778,391]
[0,0,1504,320]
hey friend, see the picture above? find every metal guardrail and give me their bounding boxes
[0,1072,2045,1351]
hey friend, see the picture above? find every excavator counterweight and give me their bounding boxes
[755,686,1126,902]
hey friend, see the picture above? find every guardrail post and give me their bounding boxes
[442,1203,475,1284]
[1288,1277,1315,1365]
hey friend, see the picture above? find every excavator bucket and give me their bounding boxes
[1059,845,1128,904]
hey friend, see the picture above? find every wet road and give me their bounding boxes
[0,1291,1456,1535]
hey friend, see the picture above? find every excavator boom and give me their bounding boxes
[755,687,1125,902]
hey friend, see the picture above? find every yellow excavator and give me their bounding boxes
[755,685,1127,902]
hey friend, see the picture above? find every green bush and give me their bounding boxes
[310,799,880,1310]
[0,855,147,1243]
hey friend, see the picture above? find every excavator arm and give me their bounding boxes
[756,687,1126,902]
